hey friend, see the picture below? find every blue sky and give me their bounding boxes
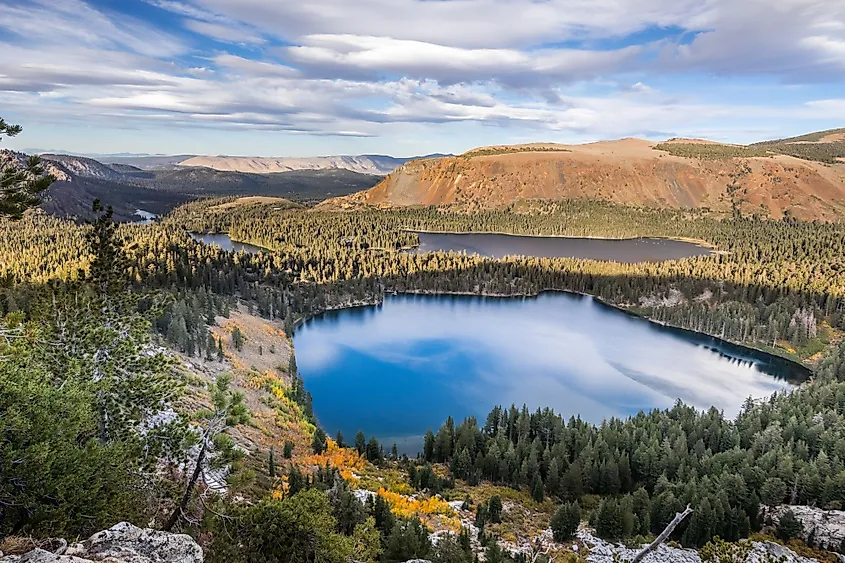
[1,0,844,157]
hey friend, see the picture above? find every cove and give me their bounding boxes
[415,232,712,262]
[293,293,807,455]
[189,232,267,254]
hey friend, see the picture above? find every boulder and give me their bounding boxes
[1,523,202,563]
[767,505,845,551]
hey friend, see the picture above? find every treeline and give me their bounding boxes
[4,200,845,359]
[415,339,845,549]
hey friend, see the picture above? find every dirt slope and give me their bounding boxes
[326,138,845,220]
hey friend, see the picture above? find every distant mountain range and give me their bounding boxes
[22,150,450,174]
[1,150,384,221]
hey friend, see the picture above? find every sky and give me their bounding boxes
[1,0,844,157]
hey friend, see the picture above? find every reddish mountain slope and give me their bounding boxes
[326,137,845,220]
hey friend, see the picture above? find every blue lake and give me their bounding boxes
[293,293,807,455]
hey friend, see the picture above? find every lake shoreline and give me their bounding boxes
[404,229,718,250]
[194,231,804,372]
[293,287,811,377]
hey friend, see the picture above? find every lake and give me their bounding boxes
[189,232,267,254]
[293,293,807,455]
[415,232,712,262]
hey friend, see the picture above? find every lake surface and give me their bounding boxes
[189,232,267,254]
[416,232,712,262]
[294,293,807,454]
[134,209,157,225]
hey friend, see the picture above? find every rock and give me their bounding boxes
[767,505,845,551]
[1,523,203,563]
[577,529,821,563]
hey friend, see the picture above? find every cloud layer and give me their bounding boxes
[1,0,843,155]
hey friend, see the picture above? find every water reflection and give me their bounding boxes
[294,293,807,454]
[416,232,712,262]
[189,232,267,254]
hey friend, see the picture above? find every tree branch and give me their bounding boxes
[630,504,693,563]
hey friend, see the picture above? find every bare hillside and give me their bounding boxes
[325,135,845,220]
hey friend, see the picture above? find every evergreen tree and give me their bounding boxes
[0,118,55,220]
[384,518,431,563]
[355,431,367,455]
[550,502,581,542]
[488,495,503,523]
[268,448,276,479]
[231,326,245,352]
[283,440,295,459]
[313,427,328,454]
[776,510,804,541]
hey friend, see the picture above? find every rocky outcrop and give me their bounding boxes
[577,530,821,563]
[767,505,845,551]
[1,523,202,563]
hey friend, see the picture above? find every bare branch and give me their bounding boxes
[630,504,693,563]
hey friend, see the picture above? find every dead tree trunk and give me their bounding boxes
[163,433,209,531]
[630,504,693,563]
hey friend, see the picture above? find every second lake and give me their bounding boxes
[415,232,713,262]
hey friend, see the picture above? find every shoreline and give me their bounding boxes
[405,229,717,250]
[292,287,811,376]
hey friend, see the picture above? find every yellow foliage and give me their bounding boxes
[376,488,454,519]
[301,440,368,474]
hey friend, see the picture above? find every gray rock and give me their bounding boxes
[1,523,202,563]
[577,530,821,563]
[767,505,845,551]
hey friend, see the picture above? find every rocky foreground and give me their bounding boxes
[3,519,842,563]
[0,523,202,563]
[576,529,827,563]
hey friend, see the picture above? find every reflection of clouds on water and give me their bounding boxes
[294,293,795,438]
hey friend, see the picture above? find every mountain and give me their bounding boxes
[146,166,381,201]
[325,133,845,221]
[2,150,382,221]
[176,153,447,176]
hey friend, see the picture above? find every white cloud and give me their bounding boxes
[1,0,843,154]
[183,19,264,44]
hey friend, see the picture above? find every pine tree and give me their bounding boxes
[0,118,55,220]
[313,428,328,454]
[355,431,367,455]
[268,448,276,479]
[283,440,294,459]
[551,501,581,542]
[231,326,245,352]
[488,496,503,523]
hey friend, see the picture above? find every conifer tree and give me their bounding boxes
[0,118,55,220]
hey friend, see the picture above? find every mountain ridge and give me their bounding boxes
[324,132,845,221]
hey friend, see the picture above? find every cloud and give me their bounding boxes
[183,19,265,45]
[282,35,641,87]
[0,0,186,58]
[1,0,843,153]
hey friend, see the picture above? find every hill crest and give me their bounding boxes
[323,131,845,220]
